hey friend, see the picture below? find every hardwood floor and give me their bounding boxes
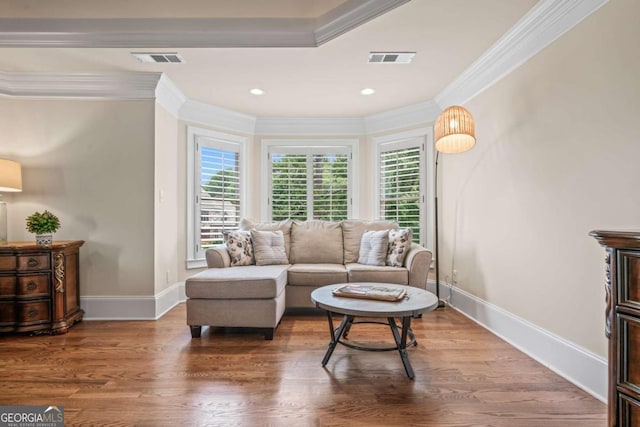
[0,303,605,426]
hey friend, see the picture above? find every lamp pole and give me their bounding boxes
[434,151,445,308]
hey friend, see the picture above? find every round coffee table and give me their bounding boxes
[311,283,438,379]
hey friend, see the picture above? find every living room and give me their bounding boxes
[0,0,638,425]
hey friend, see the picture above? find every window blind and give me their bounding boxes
[312,154,349,221]
[199,145,240,250]
[269,146,351,221]
[271,153,308,221]
[379,146,422,242]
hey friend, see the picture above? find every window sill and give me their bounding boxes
[186,259,207,270]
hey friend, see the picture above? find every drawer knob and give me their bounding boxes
[27,309,38,318]
[27,258,39,267]
[26,281,37,291]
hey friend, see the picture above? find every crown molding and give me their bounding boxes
[155,74,186,118]
[435,0,609,108]
[315,0,410,45]
[0,1,408,48]
[0,71,161,99]
[0,0,610,134]
[0,18,315,48]
[364,100,441,134]
[179,99,256,135]
[255,117,364,135]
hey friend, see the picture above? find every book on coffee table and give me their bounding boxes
[332,284,406,302]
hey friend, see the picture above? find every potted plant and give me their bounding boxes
[26,210,61,246]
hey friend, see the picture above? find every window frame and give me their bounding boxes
[373,128,434,251]
[187,126,247,269]
[261,139,358,221]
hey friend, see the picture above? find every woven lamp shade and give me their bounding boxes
[0,159,22,192]
[434,106,476,154]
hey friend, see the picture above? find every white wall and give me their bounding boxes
[0,99,156,298]
[439,0,640,358]
[154,103,179,293]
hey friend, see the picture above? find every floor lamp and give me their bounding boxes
[0,159,23,245]
[433,106,476,307]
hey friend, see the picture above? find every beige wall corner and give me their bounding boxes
[1,99,156,298]
[438,0,640,358]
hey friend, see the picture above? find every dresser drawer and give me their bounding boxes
[17,300,50,325]
[0,276,16,298]
[618,314,640,394]
[17,254,50,272]
[0,301,16,326]
[0,255,16,271]
[16,275,49,298]
[619,251,640,311]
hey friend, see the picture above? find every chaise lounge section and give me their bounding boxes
[185,218,432,339]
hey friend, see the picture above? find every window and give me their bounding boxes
[264,141,355,221]
[187,127,246,267]
[374,129,432,248]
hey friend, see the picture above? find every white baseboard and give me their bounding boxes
[81,281,186,320]
[427,280,608,403]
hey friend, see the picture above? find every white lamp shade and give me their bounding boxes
[434,106,476,154]
[0,159,23,192]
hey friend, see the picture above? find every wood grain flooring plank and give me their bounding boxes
[0,303,605,426]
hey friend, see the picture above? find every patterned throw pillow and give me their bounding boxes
[358,229,390,266]
[224,230,255,266]
[387,228,413,267]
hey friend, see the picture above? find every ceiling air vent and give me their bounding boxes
[368,52,415,64]
[132,52,185,64]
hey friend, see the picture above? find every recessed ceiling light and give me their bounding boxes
[360,88,375,95]
[250,88,265,95]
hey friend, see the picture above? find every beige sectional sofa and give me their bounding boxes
[185,218,432,340]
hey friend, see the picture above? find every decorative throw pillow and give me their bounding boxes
[358,229,390,266]
[224,230,255,266]
[250,229,289,266]
[240,218,293,257]
[341,220,398,263]
[387,228,413,267]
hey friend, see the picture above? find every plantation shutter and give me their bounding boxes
[198,143,240,251]
[379,145,422,243]
[269,146,351,221]
[271,153,308,220]
[312,153,349,221]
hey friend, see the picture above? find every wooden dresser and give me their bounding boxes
[591,231,640,427]
[0,240,84,335]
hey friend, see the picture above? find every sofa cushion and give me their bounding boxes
[345,263,408,285]
[358,230,389,266]
[341,219,398,264]
[289,220,343,264]
[287,263,347,287]
[224,230,254,266]
[251,229,288,265]
[387,228,413,267]
[240,218,293,258]
[185,265,289,299]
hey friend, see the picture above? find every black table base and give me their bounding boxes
[321,311,418,379]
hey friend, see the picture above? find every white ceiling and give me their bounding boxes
[0,0,539,117]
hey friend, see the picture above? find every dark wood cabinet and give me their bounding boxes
[0,240,84,334]
[591,231,640,427]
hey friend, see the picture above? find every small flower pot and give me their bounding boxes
[35,234,53,246]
